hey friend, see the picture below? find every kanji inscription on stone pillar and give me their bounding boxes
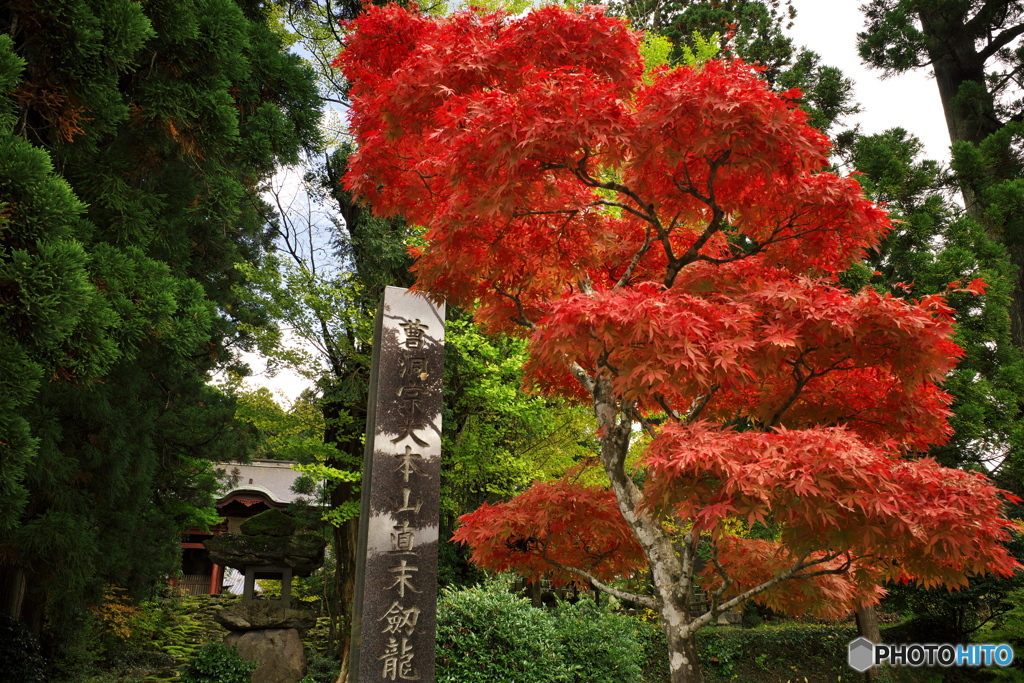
[351,286,445,683]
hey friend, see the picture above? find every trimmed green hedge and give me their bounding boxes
[637,621,859,683]
[435,583,644,683]
[553,600,644,683]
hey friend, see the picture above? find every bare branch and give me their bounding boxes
[512,209,581,218]
[543,557,660,609]
[710,548,733,600]
[975,16,1024,61]
[614,222,656,289]
[655,394,682,422]
[591,199,657,223]
[491,283,535,329]
[685,385,720,424]
[765,362,810,428]
[626,403,658,439]
[689,550,858,631]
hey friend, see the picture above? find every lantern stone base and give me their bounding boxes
[225,628,306,683]
[215,602,316,632]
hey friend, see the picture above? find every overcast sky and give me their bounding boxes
[788,0,951,161]
[241,1,953,403]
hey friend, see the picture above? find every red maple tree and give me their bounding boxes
[336,6,1021,681]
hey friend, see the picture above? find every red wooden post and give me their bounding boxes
[209,563,223,595]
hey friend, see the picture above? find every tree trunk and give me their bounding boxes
[663,620,704,683]
[856,606,882,682]
[0,565,26,620]
[591,377,703,683]
[916,8,1024,344]
[919,10,997,149]
[322,384,367,675]
[331,507,358,683]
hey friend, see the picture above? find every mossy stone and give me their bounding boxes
[204,533,326,576]
[215,603,317,632]
[240,508,296,537]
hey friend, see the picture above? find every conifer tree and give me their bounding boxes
[0,0,320,652]
[850,127,1024,642]
[858,0,1024,344]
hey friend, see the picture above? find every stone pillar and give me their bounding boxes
[350,287,445,683]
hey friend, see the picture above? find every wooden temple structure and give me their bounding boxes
[172,459,308,595]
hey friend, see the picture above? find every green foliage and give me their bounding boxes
[231,386,333,460]
[235,252,372,386]
[552,600,644,683]
[437,532,488,589]
[146,592,208,663]
[850,127,1024,480]
[229,384,359,527]
[440,314,605,585]
[677,31,721,66]
[443,316,599,515]
[639,33,673,80]
[180,643,256,683]
[616,0,795,75]
[442,318,540,514]
[985,587,1024,681]
[435,582,645,683]
[303,652,341,683]
[635,620,858,683]
[857,5,1024,446]
[851,125,1024,647]
[0,0,322,656]
[240,508,297,537]
[84,586,163,664]
[611,0,859,136]
[436,583,569,683]
[0,614,47,683]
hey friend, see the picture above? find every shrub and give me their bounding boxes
[983,587,1024,682]
[239,508,296,537]
[303,652,339,683]
[552,599,643,683]
[436,583,569,683]
[636,620,859,683]
[180,642,256,683]
[0,614,47,683]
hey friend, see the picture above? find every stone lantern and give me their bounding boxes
[204,509,327,683]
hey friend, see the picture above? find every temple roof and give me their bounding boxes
[215,460,306,506]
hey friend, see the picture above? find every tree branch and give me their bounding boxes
[613,222,656,289]
[978,22,1024,61]
[685,385,720,424]
[627,403,658,439]
[491,283,535,329]
[689,550,857,631]
[569,361,596,395]
[710,545,734,602]
[543,557,660,609]
[655,393,682,422]
[591,199,657,224]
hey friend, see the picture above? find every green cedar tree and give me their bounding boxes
[849,127,1024,644]
[857,0,1024,343]
[0,0,320,655]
